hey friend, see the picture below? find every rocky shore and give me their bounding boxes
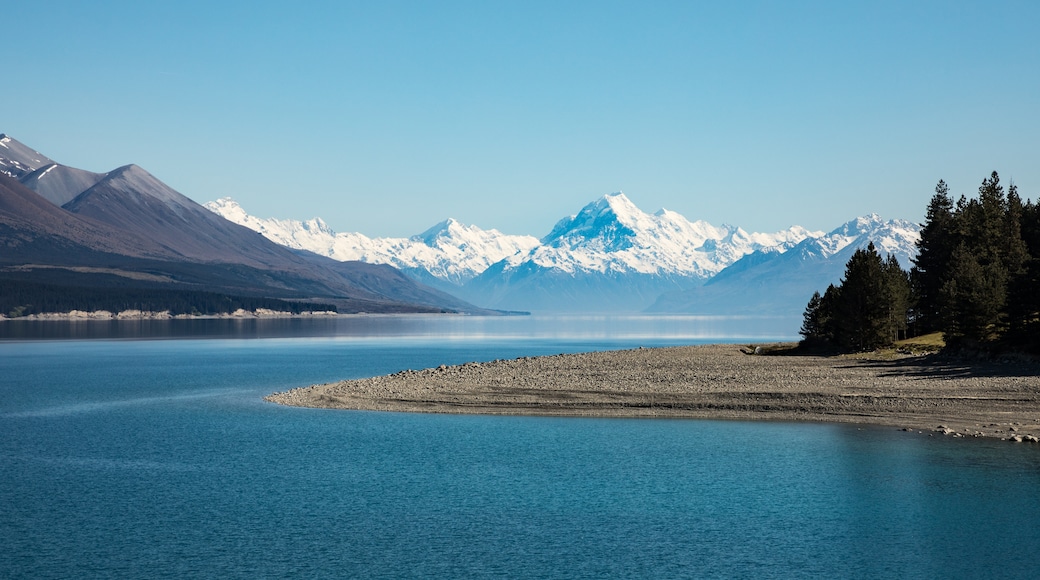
[266,344,1040,442]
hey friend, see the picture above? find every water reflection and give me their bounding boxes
[0,314,800,342]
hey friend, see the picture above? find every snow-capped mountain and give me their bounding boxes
[205,198,540,290]
[497,192,816,278]
[462,193,821,312]
[649,214,921,316]
[206,192,919,315]
[208,192,826,312]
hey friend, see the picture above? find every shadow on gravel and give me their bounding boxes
[760,343,1040,380]
[841,356,1040,380]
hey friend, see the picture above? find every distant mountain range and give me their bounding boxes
[207,193,922,315]
[2,131,922,319]
[204,198,540,293]
[648,214,921,316]
[0,134,480,315]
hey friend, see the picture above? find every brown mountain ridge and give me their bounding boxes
[0,134,482,315]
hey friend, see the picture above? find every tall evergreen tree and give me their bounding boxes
[940,172,1026,341]
[884,254,911,342]
[940,243,1005,345]
[1002,183,1029,278]
[1007,198,1040,350]
[819,284,840,345]
[911,180,955,334]
[799,291,824,345]
[802,171,1035,353]
[835,243,891,351]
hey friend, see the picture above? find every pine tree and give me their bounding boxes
[1007,198,1040,350]
[940,172,1026,341]
[911,180,955,334]
[835,243,891,351]
[884,254,911,342]
[819,284,840,345]
[799,291,824,345]
[940,243,1004,345]
[1002,183,1029,279]
[800,171,1034,353]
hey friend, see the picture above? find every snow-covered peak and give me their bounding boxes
[796,214,920,268]
[205,198,539,285]
[414,218,470,245]
[583,191,641,217]
[830,213,886,237]
[522,192,817,278]
[204,192,902,295]
[542,191,669,246]
[205,197,339,249]
[206,197,251,224]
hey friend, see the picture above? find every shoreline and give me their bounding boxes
[0,308,342,321]
[266,343,1040,443]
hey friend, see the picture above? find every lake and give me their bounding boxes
[2,315,1038,578]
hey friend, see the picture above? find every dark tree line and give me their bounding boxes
[799,243,910,351]
[801,171,1039,354]
[1,280,338,318]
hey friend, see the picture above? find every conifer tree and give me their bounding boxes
[940,243,1004,345]
[939,172,1026,341]
[911,180,955,333]
[801,170,1035,353]
[1002,183,1029,279]
[884,254,911,342]
[799,291,824,345]
[1007,198,1040,349]
[819,284,840,345]
[835,243,891,351]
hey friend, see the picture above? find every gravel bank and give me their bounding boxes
[266,344,1040,442]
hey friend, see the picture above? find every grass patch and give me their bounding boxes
[895,332,945,353]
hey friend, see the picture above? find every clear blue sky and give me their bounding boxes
[4,0,1038,237]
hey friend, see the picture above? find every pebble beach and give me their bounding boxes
[267,344,1040,442]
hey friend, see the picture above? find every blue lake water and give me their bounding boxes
[2,316,1039,578]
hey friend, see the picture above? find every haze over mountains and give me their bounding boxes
[0,134,478,315]
[2,132,922,319]
[208,193,921,316]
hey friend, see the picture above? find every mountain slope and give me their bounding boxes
[0,133,53,179]
[648,214,921,316]
[21,163,107,206]
[0,173,177,261]
[1,135,481,314]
